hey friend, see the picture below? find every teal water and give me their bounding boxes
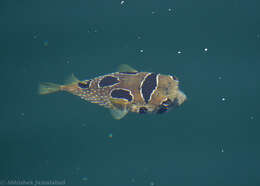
[0,0,260,186]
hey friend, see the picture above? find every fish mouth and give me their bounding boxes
[176,90,187,105]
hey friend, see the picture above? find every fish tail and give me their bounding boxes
[38,82,62,95]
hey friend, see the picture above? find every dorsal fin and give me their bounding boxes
[64,73,80,85]
[117,64,138,73]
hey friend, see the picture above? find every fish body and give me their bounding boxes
[39,65,186,119]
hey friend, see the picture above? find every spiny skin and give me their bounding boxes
[60,72,186,114]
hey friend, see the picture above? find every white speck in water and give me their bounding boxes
[204,48,208,52]
[168,8,172,12]
[221,97,226,101]
[177,50,182,54]
[150,181,155,186]
[120,1,125,5]
[43,40,49,47]
[221,148,224,153]
[140,49,144,53]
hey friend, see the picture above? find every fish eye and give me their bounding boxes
[139,107,148,114]
[156,105,168,114]
[162,99,172,106]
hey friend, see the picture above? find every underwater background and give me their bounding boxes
[0,0,260,185]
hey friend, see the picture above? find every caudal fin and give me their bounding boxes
[38,82,61,95]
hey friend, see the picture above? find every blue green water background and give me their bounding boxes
[0,0,260,185]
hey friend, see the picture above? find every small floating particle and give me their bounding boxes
[218,76,222,80]
[152,11,156,15]
[120,0,125,5]
[43,40,49,47]
[168,8,172,12]
[204,48,208,52]
[177,51,182,54]
[150,181,155,186]
[221,97,226,101]
[140,49,144,53]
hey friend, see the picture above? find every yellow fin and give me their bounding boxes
[109,98,129,119]
[117,64,138,73]
[64,73,80,85]
[38,82,61,95]
[110,108,128,120]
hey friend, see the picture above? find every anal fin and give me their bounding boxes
[110,108,128,120]
[109,98,129,119]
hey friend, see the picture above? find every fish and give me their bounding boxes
[38,64,187,120]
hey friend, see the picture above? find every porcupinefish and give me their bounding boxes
[39,64,186,119]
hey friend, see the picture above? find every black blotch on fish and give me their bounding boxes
[111,89,132,102]
[119,72,138,74]
[99,76,120,87]
[139,107,148,114]
[78,81,91,89]
[141,73,157,103]
[171,75,178,81]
